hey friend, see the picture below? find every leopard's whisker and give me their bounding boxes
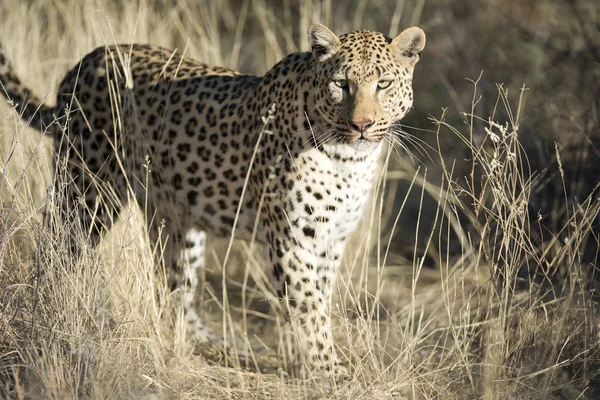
[383,136,404,159]
[394,137,416,163]
[390,128,435,163]
[390,127,436,151]
[299,125,337,148]
[390,131,430,157]
[392,121,437,134]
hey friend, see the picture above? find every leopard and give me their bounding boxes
[0,23,425,378]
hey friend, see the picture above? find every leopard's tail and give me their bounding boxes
[0,43,55,132]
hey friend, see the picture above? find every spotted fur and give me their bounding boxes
[0,24,425,377]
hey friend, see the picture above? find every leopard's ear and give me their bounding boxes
[392,27,426,65]
[308,24,340,62]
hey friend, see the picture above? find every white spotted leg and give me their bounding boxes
[269,236,349,378]
[175,228,218,342]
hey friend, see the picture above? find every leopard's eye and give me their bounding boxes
[333,79,348,89]
[377,80,393,90]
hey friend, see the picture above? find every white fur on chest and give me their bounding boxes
[287,145,382,248]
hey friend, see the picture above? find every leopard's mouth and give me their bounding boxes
[330,129,387,152]
[336,129,387,145]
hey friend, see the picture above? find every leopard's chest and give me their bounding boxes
[282,147,381,243]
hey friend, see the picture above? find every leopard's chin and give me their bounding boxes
[337,131,386,152]
[348,138,383,152]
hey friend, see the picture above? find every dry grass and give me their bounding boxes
[1,1,599,399]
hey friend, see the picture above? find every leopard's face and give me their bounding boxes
[309,25,426,152]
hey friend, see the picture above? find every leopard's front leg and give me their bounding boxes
[268,226,348,378]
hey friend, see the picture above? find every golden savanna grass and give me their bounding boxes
[1,0,599,398]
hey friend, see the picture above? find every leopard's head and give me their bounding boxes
[308,24,425,152]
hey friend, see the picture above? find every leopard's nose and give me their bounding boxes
[349,119,374,133]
